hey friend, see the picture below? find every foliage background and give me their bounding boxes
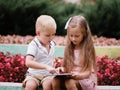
[0,0,120,39]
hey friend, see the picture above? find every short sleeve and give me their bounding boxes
[26,41,37,57]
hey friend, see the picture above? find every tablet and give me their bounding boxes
[47,73,72,76]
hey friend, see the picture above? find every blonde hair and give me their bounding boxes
[63,15,96,73]
[35,15,57,32]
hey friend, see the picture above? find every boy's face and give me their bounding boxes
[37,28,56,46]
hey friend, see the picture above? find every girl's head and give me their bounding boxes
[64,15,96,72]
[65,15,91,47]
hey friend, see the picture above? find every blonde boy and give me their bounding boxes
[23,15,57,90]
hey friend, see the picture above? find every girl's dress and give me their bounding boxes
[72,50,97,90]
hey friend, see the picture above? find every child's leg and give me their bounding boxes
[79,78,97,90]
[25,79,39,90]
[42,76,53,90]
[22,75,40,90]
[52,77,61,90]
[65,79,78,90]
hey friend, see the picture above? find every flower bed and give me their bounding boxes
[96,55,120,85]
[0,52,120,85]
[0,52,27,82]
[54,56,120,85]
[0,35,120,46]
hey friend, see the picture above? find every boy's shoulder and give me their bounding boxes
[28,39,56,48]
[28,37,56,47]
[27,37,38,47]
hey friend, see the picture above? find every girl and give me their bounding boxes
[52,15,97,90]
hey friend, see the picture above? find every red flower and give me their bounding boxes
[105,68,111,76]
[0,52,28,82]
[97,55,120,85]
[6,62,11,67]
[0,62,4,68]
[0,76,5,81]
[0,51,120,85]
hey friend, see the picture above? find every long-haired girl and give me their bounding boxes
[52,15,97,90]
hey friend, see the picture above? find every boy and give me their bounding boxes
[22,15,57,90]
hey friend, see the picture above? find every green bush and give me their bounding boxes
[0,0,120,38]
[0,0,80,36]
[0,0,52,35]
[81,0,120,39]
[47,2,82,35]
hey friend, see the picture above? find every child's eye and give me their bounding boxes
[46,35,50,37]
[70,35,79,38]
[75,35,79,37]
[52,34,55,36]
[70,35,73,37]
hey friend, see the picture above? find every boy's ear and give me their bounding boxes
[36,30,40,36]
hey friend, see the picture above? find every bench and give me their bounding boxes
[0,44,120,90]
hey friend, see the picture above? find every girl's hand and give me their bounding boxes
[55,67,65,74]
[71,72,81,80]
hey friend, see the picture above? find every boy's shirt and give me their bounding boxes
[26,36,55,76]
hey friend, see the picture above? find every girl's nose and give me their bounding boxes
[72,37,75,40]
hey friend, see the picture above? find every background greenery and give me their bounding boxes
[0,0,120,39]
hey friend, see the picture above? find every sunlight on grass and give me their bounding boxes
[95,46,120,58]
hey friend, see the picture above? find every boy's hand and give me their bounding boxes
[46,65,57,74]
[55,67,65,73]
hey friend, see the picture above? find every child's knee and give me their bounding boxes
[25,80,38,89]
[65,79,77,89]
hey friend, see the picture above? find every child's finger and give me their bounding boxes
[54,68,60,73]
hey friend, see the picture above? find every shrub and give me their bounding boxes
[0,51,120,85]
[82,0,120,39]
[0,52,27,82]
[0,35,120,46]
[0,0,120,38]
[55,56,120,85]
[0,0,81,36]
[97,55,120,85]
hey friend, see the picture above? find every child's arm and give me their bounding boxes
[71,70,91,80]
[26,55,57,74]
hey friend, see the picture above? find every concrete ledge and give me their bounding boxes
[97,86,120,90]
[0,82,22,87]
[1,44,120,58]
[0,82,42,90]
[0,82,120,90]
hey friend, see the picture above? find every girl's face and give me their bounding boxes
[37,29,56,46]
[68,27,84,46]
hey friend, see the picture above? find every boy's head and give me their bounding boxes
[35,15,57,34]
[35,15,57,45]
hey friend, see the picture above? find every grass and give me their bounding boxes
[95,46,120,58]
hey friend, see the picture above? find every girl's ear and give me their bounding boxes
[36,30,40,36]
